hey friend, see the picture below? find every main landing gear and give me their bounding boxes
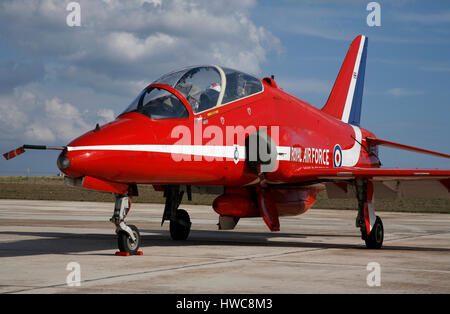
[162,185,192,241]
[355,180,384,249]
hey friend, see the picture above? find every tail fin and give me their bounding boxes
[321,35,368,126]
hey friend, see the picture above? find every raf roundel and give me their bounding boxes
[333,144,342,168]
[233,146,239,164]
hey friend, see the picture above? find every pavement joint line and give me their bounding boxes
[383,231,450,244]
[254,259,450,274]
[5,247,331,294]
[5,259,248,294]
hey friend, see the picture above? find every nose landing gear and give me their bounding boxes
[117,224,141,254]
[111,194,142,255]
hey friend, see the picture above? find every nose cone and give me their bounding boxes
[59,112,155,179]
[69,112,155,147]
[57,152,70,170]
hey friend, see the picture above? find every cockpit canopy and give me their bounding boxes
[121,65,263,119]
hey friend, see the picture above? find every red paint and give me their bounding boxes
[3,147,25,160]
[82,175,129,195]
[213,189,259,218]
[115,251,143,256]
[364,181,374,235]
[115,251,130,256]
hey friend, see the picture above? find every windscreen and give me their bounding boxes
[121,87,189,120]
[152,66,223,114]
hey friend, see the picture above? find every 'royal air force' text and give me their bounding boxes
[291,147,330,166]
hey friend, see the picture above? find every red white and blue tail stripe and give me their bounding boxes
[322,35,368,126]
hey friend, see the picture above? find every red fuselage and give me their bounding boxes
[61,79,379,188]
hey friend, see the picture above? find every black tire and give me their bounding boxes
[364,216,384,249]
[170,209,191,241]
[117,224,140,254]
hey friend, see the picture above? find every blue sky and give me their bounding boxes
[0,0,449,175]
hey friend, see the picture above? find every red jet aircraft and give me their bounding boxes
[4,35,450,253]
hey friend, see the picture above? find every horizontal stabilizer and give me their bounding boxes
[366,137,450,159]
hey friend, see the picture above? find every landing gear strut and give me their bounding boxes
[110,194,141,254]
[355,180,384,249]
[162,186,192,241]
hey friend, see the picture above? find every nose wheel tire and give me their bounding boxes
[118,224,141,254]
[170,209,191,241]
[364,216,384,249]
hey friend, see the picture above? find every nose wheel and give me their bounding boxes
[117,224,141,254]
[111,194,142,254]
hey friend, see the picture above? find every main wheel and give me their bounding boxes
[170,209,191,241]
[364,216,384,249]
[118,224,141,254]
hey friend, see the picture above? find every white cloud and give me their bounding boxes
[25,124,57,142]
[97,108,116,124]
[61,65,146,96]
[0,0,281,85]
[0,93,29,133]
[0,88,106,144]
[42,97,92,141]
[105,32,177,61]
[386,88,424,97]
[0,88,43,144]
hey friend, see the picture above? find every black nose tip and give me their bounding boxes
[57,153,70,170]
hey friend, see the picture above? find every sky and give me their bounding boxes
[0,0,449,176]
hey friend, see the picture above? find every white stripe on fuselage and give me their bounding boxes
[341,125,362,167]
[68,134,360,165]
[67,144,292,161]
[341,36,365,123]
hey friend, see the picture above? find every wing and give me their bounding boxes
[289,167,450,200]
[283,136,450,200]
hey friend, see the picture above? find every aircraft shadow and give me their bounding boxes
[0,229,449,258]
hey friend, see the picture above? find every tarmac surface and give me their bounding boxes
[0,199,449,294]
